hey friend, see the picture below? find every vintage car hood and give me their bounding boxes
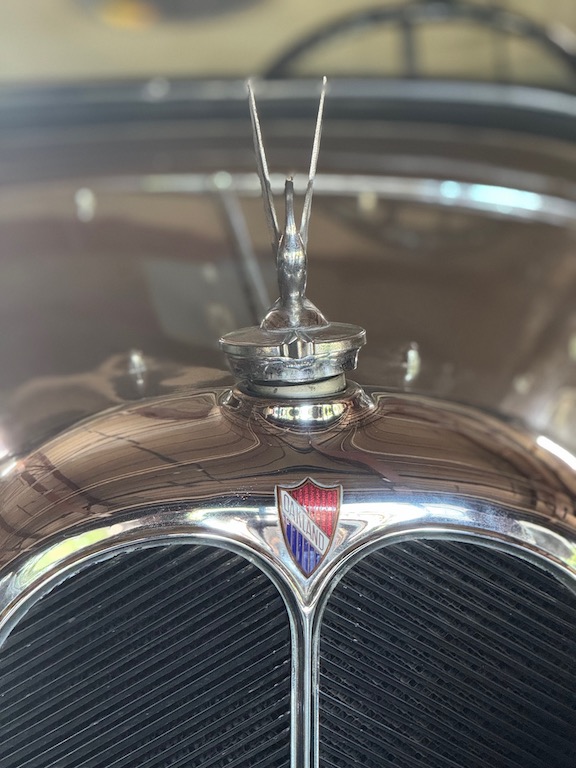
[2,80,576,457]
[1,79,576,768]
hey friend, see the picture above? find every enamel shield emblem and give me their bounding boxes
[276,478,341,576]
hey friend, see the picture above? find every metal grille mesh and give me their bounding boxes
[0,544,291,768]
[320,540,576,768]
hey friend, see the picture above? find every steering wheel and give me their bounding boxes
[263,0,576,84]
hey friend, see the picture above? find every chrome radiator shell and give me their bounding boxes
[0,383,575,766]
[2,383,576,614]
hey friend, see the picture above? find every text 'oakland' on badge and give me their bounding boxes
[276,478,341,577]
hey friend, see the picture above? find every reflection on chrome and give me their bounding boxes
[116,172,576,226]
[440,180,543,213]
[0,458,17,480]
[16,527,114,588]
[73,187,96,223]
[261,401,347,426]
[519,520,576,563]
[537,434,576,471]
[404,342,421,384]
[128,348,147,392]
[0,438,9,462]
[1,493,575,630]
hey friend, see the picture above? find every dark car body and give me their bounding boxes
[0,76,575,767]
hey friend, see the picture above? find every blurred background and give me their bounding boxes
[1,0,576,86]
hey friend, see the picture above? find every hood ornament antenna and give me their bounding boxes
[220,78,366,394]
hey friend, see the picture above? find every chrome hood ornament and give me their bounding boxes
[220,78,366,390]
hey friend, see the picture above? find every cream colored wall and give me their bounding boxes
[0,0,574,82]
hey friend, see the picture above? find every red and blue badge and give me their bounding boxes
[276,478,341,576]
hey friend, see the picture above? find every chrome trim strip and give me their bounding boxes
[3,80,575,121]
[98,172,576,227]
[2,501,575,636]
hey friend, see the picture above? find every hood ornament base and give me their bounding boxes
[220,78,366,390]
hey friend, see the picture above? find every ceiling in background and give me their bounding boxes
[0,0,575,85]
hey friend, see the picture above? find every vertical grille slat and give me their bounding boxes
[0,544,291,768]
[320,540,576,768]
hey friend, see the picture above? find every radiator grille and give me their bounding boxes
[320,540,576,768]
[0,544,291,768]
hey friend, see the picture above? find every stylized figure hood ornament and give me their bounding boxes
[220,78,366,390]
